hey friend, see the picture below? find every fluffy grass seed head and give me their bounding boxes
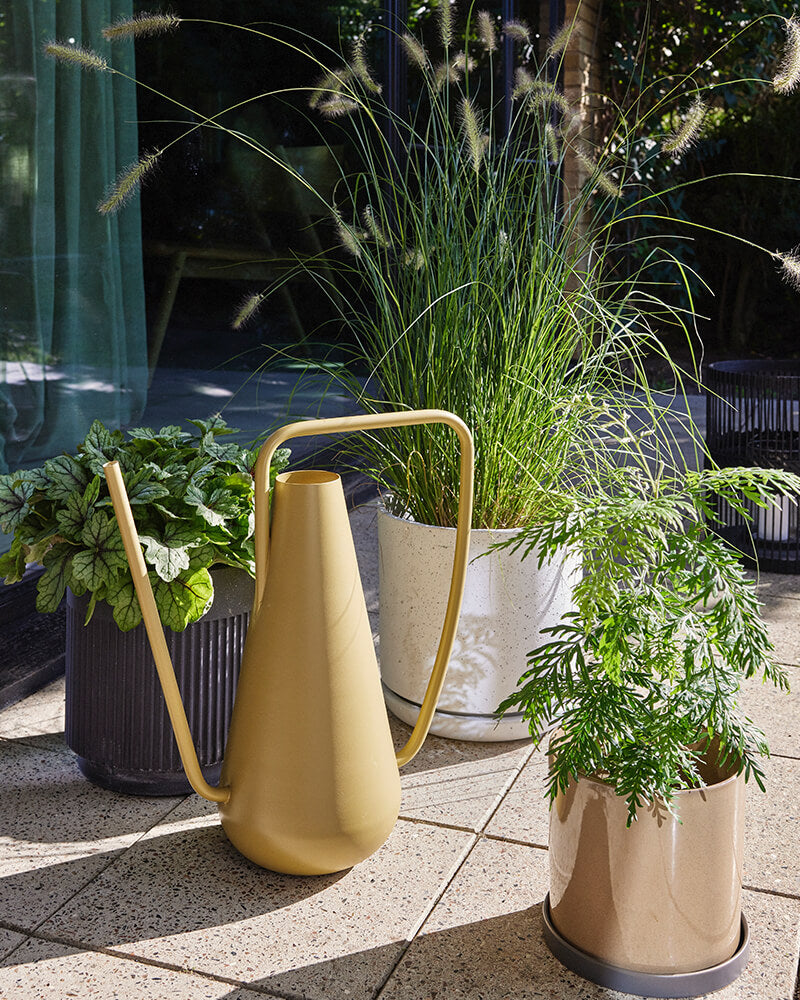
[309,67,353,109]
[317,95,360,118]
[452,50,476,75]
[435,58,462,91]
[459,96,485,173]
[777,246,800,291]
[511,66,535,100]
[438,0,455,48]
[362,206,391,248]
[503,20,530,45]
[334,211,364,259]
[232,292,265,330]
[545,122,561,163]
[575,147,621,199]
[352,34,382,94]
[662,96,707,155]
[400,33,429,71]
[402,248,426,271]
[102,13,181,41]
[773,16,800,94]
[516,77,573,118]
[546,22,574,60]
[97,152,159,214]
[44,42,109,72]
[477,11,498,53]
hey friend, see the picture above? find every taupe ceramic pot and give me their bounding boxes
[548,755,745,976]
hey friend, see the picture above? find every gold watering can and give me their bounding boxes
[104,410,473,875]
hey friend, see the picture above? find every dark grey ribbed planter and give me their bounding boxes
[65,566,254,795]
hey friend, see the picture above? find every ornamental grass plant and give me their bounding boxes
[46,6,800,529]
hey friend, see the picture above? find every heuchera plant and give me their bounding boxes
[0,418,289,631]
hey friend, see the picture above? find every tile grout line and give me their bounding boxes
[0,920,287,998]
[372,831,481,1000]
[2,794,193,954]
[373,744,540,999]
[0,734,68,755]
[741,884,800,903]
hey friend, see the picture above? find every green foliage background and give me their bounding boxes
[601,0,800,355]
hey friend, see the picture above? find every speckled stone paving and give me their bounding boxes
[0,386,798,999]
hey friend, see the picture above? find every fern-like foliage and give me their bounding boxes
[497,465,799,823]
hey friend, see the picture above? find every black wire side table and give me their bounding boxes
[706,360,800,573]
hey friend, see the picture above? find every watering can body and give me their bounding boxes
[105,410,473,875]
[220,469,400,874]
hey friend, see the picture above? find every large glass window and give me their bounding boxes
[0,0,553,486]
[0,0,147,481]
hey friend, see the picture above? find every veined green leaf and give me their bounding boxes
[56,492,89,540]
[0,479,35,532]
[106,575,142,631]
[188,416,236,437]
[139,532,192,582]
[83,475,101,508]
[43,454,89,503]
[154,567,213,631]
[152,502,180,521]
[82,419,123,459]
[127,479,171,505]
[72,511,128,591]
[0,536,28,584]
[36,542,74,612]
[16,467,50,490]
[184,483,227,527]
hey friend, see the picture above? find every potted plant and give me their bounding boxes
[45,7,800,739]
[497,462,800,996]
[0,417,289,793]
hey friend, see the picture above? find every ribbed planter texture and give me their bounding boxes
[65,566,254,795]
[544,755,749,997]
[377,507,578,741]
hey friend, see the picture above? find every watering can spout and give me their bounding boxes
[104,409,473,874]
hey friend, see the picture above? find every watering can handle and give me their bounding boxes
[105,460,231,804]
[104,408,473,803]
[253,409,474,767]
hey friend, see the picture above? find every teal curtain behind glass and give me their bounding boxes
[0,0,147,474]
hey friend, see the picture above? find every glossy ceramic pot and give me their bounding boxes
[547,755,746,982]
[378,507,578,740]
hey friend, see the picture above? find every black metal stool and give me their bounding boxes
[706,360,800,573]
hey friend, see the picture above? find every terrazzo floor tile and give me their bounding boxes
[35,795,475,999]
[764,619,800,668]
[482,751,551,847]
[378,839,800,1000]
[740,668,800,759]
[0,929,26,962]
[0,740,182,929]
[392,718,533,831]
[0,677,66,752]
[754,572,800,607]
[0,937,274,999]
[744,755,800,898]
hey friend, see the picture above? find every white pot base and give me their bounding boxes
[383,684,531,742]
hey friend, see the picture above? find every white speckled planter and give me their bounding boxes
[378,507,578,741]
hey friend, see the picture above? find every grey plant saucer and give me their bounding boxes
[541,893,750,999]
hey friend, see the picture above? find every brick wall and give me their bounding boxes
[562,0,603,203]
